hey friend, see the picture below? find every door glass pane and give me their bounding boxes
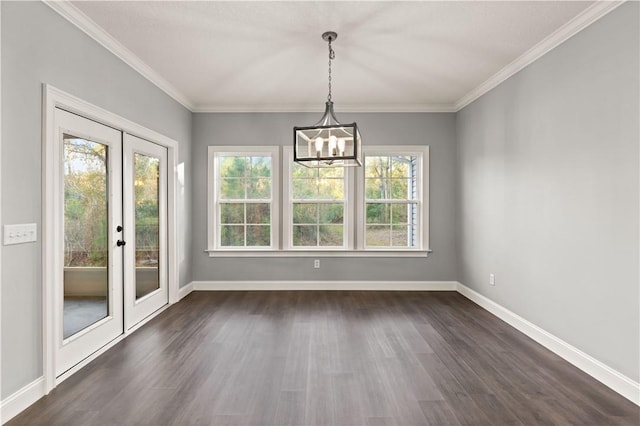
[63,135,109,339]
[134,153,160,299]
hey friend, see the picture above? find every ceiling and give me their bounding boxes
[59,1,610,112]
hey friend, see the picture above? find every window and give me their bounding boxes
[358,146,428,251]
[283,147,353,250]
[208,146,279,250]
[207,145,428,256]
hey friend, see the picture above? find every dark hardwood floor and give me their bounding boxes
[8,291,639,425]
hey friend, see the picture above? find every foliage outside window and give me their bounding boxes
[364,154,419,248]
[290,164,346,248]
[64,137,109,267]
[208,145,427,255]
[209,147,279,250]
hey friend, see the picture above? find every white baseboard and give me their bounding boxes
[1,377,45,424]
[456,282,640,406]
[191,280,458,291]
[178,282,194,300]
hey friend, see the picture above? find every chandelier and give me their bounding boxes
[293,32,362,168]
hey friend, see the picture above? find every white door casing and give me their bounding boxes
[43,84,180,392]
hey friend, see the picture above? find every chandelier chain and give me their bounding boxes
[327,37,335,102]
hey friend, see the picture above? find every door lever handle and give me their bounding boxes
[117,240,126,247]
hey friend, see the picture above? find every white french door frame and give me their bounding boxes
[42,84,180,393]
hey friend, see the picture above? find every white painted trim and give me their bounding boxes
[206,249,430,258]
[208,146,280,251]
[454,0,626,110]
[178,282,194,301]
[0,303,172,424]
[0,377,45,424]
[192,280,457,291]
[192,104,457,113]
[41,0,623,114]
[42,1,193,111]
[456,282,640,406]
[0,3,3,419]
[42,85,181,394]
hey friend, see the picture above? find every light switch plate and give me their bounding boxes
[3,223,37,245]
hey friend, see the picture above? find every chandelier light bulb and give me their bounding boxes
[315,137,324,154]
[328,135,338,156]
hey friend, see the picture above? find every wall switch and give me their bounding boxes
[489,273,495,286]
[3,223,38,245]
[314,259,320,269]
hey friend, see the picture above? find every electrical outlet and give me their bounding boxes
[489,273,495,286]
[314,259,320,269]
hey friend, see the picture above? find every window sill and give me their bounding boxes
[205,249,431,258]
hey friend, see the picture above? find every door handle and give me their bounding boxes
[116,225,123,232]
[117,240,126,247]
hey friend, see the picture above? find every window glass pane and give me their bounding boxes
[391,178,410,199]
[391,204,409,224]
[292,165,315,179]
[319,167,344,179]
[246,225,270,246]
[247,178,271,199]
[318,179,344,199]
[293,178,316,199]
[219,178,244,199]
[246,203,270,224]
[318,204,343,224]
[363,151,422,250]
[293,225,317,246]
[366,203,390,224]
[319,225,342,246]
[391,156,416,178]
[63,136,108,338]
[221,225,244,246]
[220,203,243,224]
[365,178,384,199]
[366,225,390,246]
[250,156,271,177]
[219,156,246,177]
[391,225,409,247]
[365,156,390,178]
[293,203,317,224]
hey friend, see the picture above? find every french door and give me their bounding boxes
[55,108,168,377]
[123,134,168,329]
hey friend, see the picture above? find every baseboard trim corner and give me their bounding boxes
[192,280,458,291]
[1,377,45,424]
[456,282,640,406]
[178,282,194,300]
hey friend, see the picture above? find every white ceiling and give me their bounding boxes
[61,1,609,112]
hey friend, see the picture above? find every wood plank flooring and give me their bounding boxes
[8,291,639,425]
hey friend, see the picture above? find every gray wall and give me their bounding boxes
[191,112,457,282]
[456,2,639,381]
[1,2,192,398]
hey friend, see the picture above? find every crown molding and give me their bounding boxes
[43,0,194,111]
[192,103,457,113]
[44,0,624,114]
[454,0,626,111]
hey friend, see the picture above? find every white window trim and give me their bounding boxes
[282,146,355,251]
[207,146,280,251]
[356,145,430,252]
[206,145,430,257]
